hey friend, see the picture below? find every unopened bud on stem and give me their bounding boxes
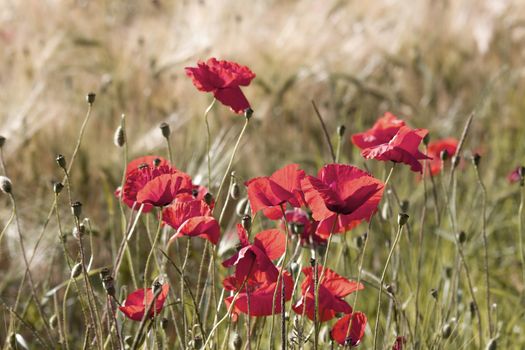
[86,92,96,104]
[159,122,171,139]
[56,154,67,170]
[0,176,12,194]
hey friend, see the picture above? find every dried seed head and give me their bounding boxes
[191,336,203,349]
[159,122,171,139]
[230,183,241,200]
[71,202,82,218]
[113,125,126,147]
[486,338,497,350]
[458,231,467,244]
[244,108,254,120]
[56,154,67,170]
[0,176,12,194]
[0,135,6,148]
[337,125,346,137]
[472,153,481,167]
[53,181,64,194]
[153,158,162,167]
[397,213,409,227]
[71,263,83,278]
[442,323,452,339]
[241,214,252,232]
[86,92,96,104]
[232,332,243,350]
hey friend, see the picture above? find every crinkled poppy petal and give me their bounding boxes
[363,145,425,173]
[301,176,336,221]
[269,164,304,195]
[330,312,367,346]
[206,58,255,87]
[119,284,169,321]
[162,198,211,230]
[213,86,251,114]
[136,173,193,207]
[320,268,365,298]
[184,66,216,92]
[246,177,290,213]
[262,206,284,220]
[351,112,405,149]
[172,216,220,245]
[253,229,286,261]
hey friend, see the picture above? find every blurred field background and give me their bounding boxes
[2,0,525,348]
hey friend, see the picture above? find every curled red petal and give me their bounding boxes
[330,312,367,346]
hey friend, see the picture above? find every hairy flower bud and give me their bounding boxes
[244,108,254,120]
[71,202,82,218]
[86,92,96,104]
[440,149,449,162]
[442,323,452,339]
[230,183,240,200]
[337,125,346,137]
[0,176,12,194]
[72,223,85,239]
[0,135,6,148]
[53,181,64,194]
[114,125,125,147]
[472,153,481,167]
[486,338,497,350]
[458,231,467,244]
[159,122,171,139]
[398,213,409,227]
[56,154,67,170]
[241,214,252,232]
[235,197,249,217]
[232,332,242,350]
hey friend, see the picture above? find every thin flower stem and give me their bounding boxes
[204,99,216,190]
[0,206,14,246]
[311,100,336,163]
[373,223,404,350]
[519,182,525,291]
[473,162,493,337]
[130,287,164,350]
[144,209,164,289]
[214,116,250,212]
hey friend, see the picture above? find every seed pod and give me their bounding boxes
[458,231,467,244]
[292,222,304,235]
[159,122,171,139]
[86,92,96,104]
[310,258,316,267]
[0,176,12,194]
[235,197,249,217]
[113,125,125,147]
[440,149,449,161]
[56,154,67,170]
[152,280,162,295]
[153,158,161,167]
[400,199,409,213]
[71,263,82,278]
[204,192,213,206]
[241,214,252,232]
[430,288,438,300]
[486,338,497,350]
[71,202,82,218]
[423,133,430,146]
[469,301,477,318]
[0,135,6,148]
[53,182,64,194]
[244,108,254,120]
[398,213,409,227]
[355,235,364,249]
[472,153,481,167]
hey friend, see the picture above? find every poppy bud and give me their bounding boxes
[230,183,240,200]
[72,223,85,239]
[153,158,162,167]
[292,223,304,235]
[236,198,249,216]
[71,263,82,278]
[423,133,430,146]
[397,213,409,227]
[191,336,203,349]
[440,150,449,162]
[56,154,67,170]
[244,108,254,120]
[310,258,316,267]
[71,201,82,218]
[161,318,168,330]
[442,323,452,339]
[519,166,525,179]
[469,301,477,318]
[472,153,481,167]
[430,288,438,300]
[458,231,467,244]
[0,176,12,194]
[113,125,125,147]
[124,336,133,346]
[152,280,162,295]
[452,155,460,169]
[0,135,6,148]
[400,199,409,213]
[53,181,64,194]
[159,122,171,139]
[232,333,243,350]
[204,192,214,206]
[100,270,115,297]
[49,314,58,328]
[86,92,96,104]
[486,338,497,350]
[241,214,251,232]
[337,125,346,137]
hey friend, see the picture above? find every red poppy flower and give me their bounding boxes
[301,164,384,237]
[192,184,215,209]
[292,265,363,322]
[508,166,524,184]
[126,156,170,174]
[163,195,220,244]
[330,312,367,347]
[360,126,430,173]
[223,266,294,321]
[246,164,306,218]
[222,224,286,282]
[281,208,326,246]
[427,138,458,175]
[392,336,407,350]
[120,160,193,211]
[119,283,170,321]
[351,112,405,149]
[185,58,256,114]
